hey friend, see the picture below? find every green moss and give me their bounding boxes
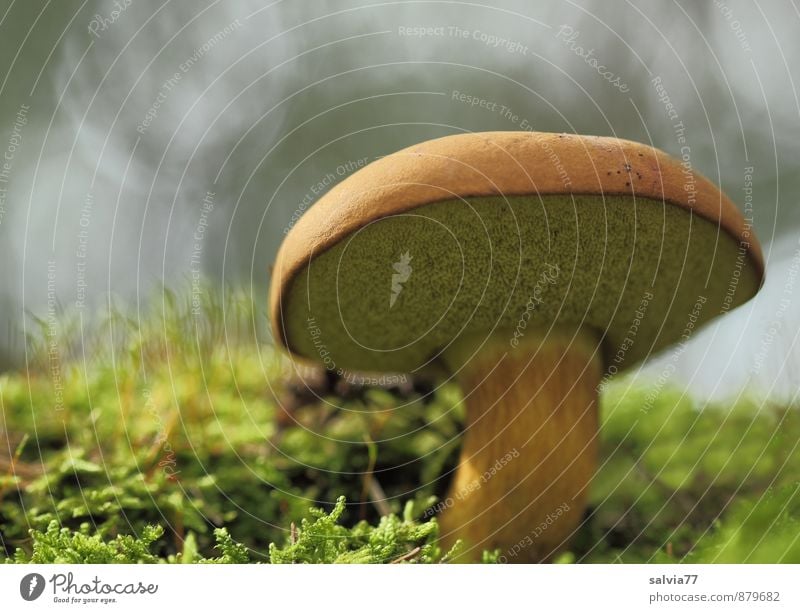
[2,281,797,564]
[268,497,456,563]
[7,521,249,564]
[685,484,800,563]
[284,194,759,373]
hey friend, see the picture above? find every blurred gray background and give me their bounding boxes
[0,0,798,400]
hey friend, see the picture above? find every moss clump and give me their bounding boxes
[268,497,459,563]
[7,521,248,564]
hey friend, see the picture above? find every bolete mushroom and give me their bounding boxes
[269,132,763,562]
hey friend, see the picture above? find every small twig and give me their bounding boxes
[390,546,421,564]
[359,433,379,519]
[290,522,298,545]
[173,511,185,551]
[366,474,392,517]
[0,433,33,500]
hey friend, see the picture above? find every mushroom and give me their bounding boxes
[269,132,763,562]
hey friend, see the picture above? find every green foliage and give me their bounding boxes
[9,521,163,563]
[7,520,248,564]
[1,281,799,563]
[685,483,800,563]
[268,497,454,563]
[580,385,800,563]
[199,529,251,564]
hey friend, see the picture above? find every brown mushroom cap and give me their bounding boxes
[270,131,763,374]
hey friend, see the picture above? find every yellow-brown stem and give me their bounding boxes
[439,329,601,562]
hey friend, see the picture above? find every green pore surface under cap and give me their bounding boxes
[283,194,759,375]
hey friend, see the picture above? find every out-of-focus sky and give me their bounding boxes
[0,0,798,401]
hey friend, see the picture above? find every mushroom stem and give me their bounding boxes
[439,328,601,562]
